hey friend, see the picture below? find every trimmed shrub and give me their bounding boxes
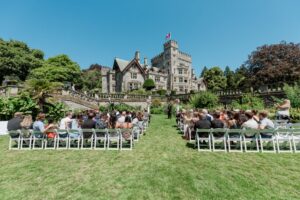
[143,79,155,91]
[189,91,219,109]
[156,89,167,96]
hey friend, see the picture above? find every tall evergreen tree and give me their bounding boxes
[200,66,208,77]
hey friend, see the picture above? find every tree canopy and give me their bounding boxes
[81,64,102,91]
[203,66,227,91]
[29,54,81,84]
[0,39,44,82]
[245,42,300,87]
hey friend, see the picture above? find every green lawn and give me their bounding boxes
[0,115,300,200]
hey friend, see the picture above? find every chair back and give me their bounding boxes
[276,128,291,136]
[44,129,56,138]
[274,120,289,128]
[227,129,242,138]
[210,128,227,137]
[8,130,21,138]
[290,123,300,129]
[20,129,31,138]
[119,128,132,139]
[94,129,107,137]
[68,129,81,138]
[291,128,300,136]
[242,129,259,137]
[56,129,68,138]
[81,129,95,139]
[107,129,119,137]
[196,129,211,137]
[32,130,44,138]
[259,129,276,135]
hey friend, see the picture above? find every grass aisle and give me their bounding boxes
[0,114,300,200]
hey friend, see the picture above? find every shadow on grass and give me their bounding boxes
[186,142,196,149]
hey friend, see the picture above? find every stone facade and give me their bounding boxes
[101,40,206,94]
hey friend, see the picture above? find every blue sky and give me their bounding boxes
[1,0,300,75]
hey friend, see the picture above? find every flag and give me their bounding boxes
[165,32,171,40]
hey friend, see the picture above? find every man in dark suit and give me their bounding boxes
[194,113,211,137]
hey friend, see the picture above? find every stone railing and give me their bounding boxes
[60,89,167,103]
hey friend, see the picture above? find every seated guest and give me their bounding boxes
[45,118,57,139]
[7,112,23,131]
[20,114,33,137]
[241,112,258,129]
[125,111,132,123]
[59,112,73,130]
[109,112,117,129]
[259,111,275,130]
[33,113,56,133]
[81,113,96,129]
[211,112,225,128]
[194,113,212,137]
[96,113,108,129]
[143,109,150,123]
[276,99,291,120]
[132,112,144,128]
[252,110,260,123]
[225,111,238,129]
[20,114,33,130]
[116,111,126,127]
[202,109,213,122]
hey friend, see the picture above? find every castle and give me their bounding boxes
[101,40,206,94]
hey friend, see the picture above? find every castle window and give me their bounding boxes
[179,86,184,92]
[112,74,115,80]
[131,73,137,79]
[178,69,183,74]
[174,77,176,82]
[179,77,183,83]
[155,76,160,82]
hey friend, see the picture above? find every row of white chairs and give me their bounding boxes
[8,125,146,151]
[194,128,300,153]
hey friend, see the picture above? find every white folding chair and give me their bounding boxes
[137,121,145,135]
[195,129,212,152]
[8,130,21,150]
[32,130,45,150]
[179,120,184,134]
[291,128,300,153]
[80,129,94,149]
[227,129,243,153]
[20,129,32,150]
[211,128,227,152]
[107,129,120,150]
[56,129,69,150]
[132,126,141,142]
[276,128,293,153]
[259,129,276,153]
[68,129,81,149]
[274,120,289,129]
[94,129,107,150]
[119,128,133,151]
[44,130,57,150]
[187,126,194,142]
[242,129,259,153]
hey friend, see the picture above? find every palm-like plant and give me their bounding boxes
[24,78,63,111]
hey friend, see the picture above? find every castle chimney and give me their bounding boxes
[144,57,148,66]
[135,51,140,62]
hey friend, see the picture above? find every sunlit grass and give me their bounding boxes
[0,115,299,199]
